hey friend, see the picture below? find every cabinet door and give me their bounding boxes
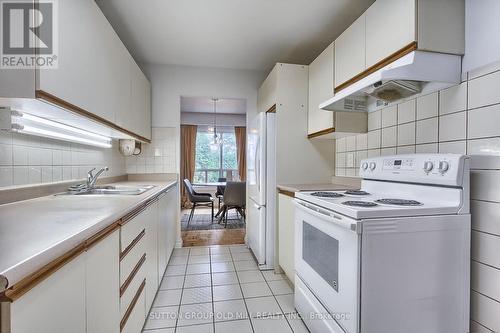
[10,254,86,333]
[144,202,159,310]
[37,0,130,124]
[335,14,366,88]
[365,0,416,68]
[157,193,169,281]
[278,194,295,284]
[86,229,120,333]
[129,61,152,140]
[308,42,335,136]
[167,185,179,256]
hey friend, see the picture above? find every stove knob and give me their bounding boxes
[423,161,434,173]
[361,162,369,170]
[439,161,450,174]
[369,162,376,171]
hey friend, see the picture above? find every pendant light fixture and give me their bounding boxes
[210,98,222,150]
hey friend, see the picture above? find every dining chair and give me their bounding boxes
[215,177,226,209]
[219,181,246,228]
[183,179,214,226]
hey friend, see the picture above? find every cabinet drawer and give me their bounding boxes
[120,231,146,285]
[121,207,147,252]
[120,259,146,318]
[120,280,146,333]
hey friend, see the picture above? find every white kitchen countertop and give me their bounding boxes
[0,180,177,292]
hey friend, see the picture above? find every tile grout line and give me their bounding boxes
[261,270,297,332]
[230,247,256,333]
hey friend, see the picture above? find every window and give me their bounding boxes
[194,129,238,183]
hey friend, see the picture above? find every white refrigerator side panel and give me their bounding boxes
[247,112,266,206]
[247,198,266,264]
[265,113,277,269]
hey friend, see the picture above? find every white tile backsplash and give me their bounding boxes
[397,99,416,124]
[439,111,467,142]
[439,140,467,154]
[381,126,397,148]
[468,104,500,139]
[397,122,416,146]
[368,110,382,130]
[468,70,500,109]
[439,82,467,115]
[416,118,438,144]
[126,127,177,175]
[355,134,367,150]
[381,105,397,127]
[416,92,439,120]
[367,130,381,149]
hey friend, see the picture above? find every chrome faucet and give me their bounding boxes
[86,166,109,189]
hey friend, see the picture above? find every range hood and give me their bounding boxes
[320,51,462,112]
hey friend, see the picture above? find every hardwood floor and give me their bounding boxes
[181,207,246,247]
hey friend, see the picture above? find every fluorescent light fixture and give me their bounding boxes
[9,111,112,148]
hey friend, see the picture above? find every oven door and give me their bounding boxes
[294,199,360,333]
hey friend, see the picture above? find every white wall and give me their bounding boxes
[144,64,265,172]
[181,112,246,127]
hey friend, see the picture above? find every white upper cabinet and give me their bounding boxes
[38,0,130,124]
[365,0,416,68]
[308,42,335,136]
[335,14,366,88]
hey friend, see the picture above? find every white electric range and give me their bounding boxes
[293,154,470,333]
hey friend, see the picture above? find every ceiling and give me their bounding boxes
[96,0,375,72]
[180,97,247,114]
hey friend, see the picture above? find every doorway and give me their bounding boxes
[179,96,247,246]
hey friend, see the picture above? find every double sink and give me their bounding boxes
[60,185,156,196]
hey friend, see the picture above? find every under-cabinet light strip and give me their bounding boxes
[15,125,113,148]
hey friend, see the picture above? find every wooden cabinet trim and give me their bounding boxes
[35,90,152,143]
[278,189,295,198]
[85,222,120,250]
[120,279,146,332]
[120,253,146,297]
[266,104,277,113]
[334,42,417,92]
[120,229,146,261]
[307,127,335,139]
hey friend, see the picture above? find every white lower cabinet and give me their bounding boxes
[86,230,120,333]
[144,201,159,310]
[278,193,295,284]
[121,286,146,333]
[9,254,87,333]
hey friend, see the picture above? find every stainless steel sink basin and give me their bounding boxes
[59,185,156,196]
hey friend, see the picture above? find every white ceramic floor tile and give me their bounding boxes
[168,256,188,265]
[213,284,243,301]
[172,248,190,257]
[215,319,253,333]
[186,263,211,275]
[211,262,235,273]
[142,328,174,333]
[189,255,210,264]
[159,275,184,290]
[262,271,286,282]
[229,245,250,253]
[251,315,293,333]
[232,252,254,262]
[184,274,212,288]
[285,314,309,333]
[241,282,272,298]
[190,247,210,256]
[213,299,249,322]
[175,323,214,333]
[268,280,293,295]
[165,265,186,277]
[276,294,296,314]
[181,287,213,305]
[152,289,182,307]
[237,270,265,284]
[211,254,232,262]
[177,302,213,327]
[210,247,231,255]
[246,296,283,318]
[234,260,258,271]
[212,272,239,286]
[144,306,178,330]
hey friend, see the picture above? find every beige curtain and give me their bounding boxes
[180,125,197,208]
[235,126,246,181]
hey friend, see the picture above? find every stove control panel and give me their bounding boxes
[359,154,470,186]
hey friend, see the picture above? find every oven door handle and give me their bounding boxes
[293,199,359,232]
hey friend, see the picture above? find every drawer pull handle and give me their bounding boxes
[120,253,146,297]
[120,229,145,261]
